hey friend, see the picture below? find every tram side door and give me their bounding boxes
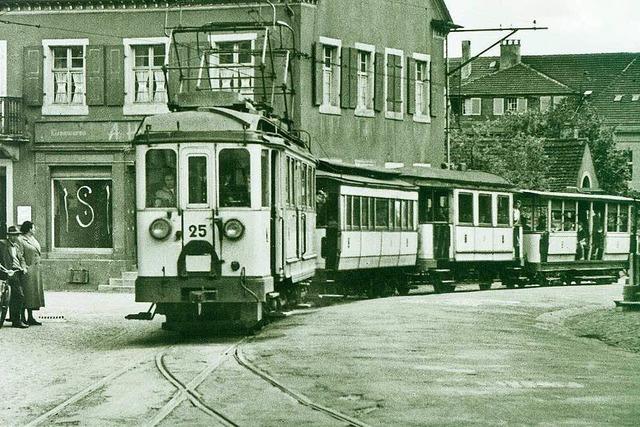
[178,147,219,276]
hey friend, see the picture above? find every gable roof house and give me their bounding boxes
[449,40,640,191]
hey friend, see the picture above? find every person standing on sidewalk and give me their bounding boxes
[19,221,44,326]
[1,225,28,328]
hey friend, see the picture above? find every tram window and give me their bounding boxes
[497,195,510,226]
[345,196,352,229]
[520,199,533,231]
[435,192,449,222]
[458,192,473,224]
[563,201,576,231]
[409,201,415,229]
[187,156,208,204]
[393,200,401,230]
[534,201,548,231]
[375,198,389,229]
[478,194,492,225]
[607,203,618,232]
[362,196,369,229]
[620,205,629,232]
[261,150,270,207]
[219,148,251,207]
[307,167,314,208]
[551,200,563,231]
[146,149,176,208]
[285,157,291,205]
[301,164,308,207]
[353,196,361,229]
[294,160,300,206]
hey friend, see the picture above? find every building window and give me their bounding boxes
[506,97,518,113]
[539,96,552,113]
[517,97,528,113]
[124,38,169,116]
[42,39,89,115]
[210,34,256,101]
[385,48,404,120]
[52,178,113,249]
[553,96,567,107]
[355,43,375,116]
[625,149,633,180]
[413,53,431,122]
[319,36,341,115]
[462,98,481,116]
[493,98,504,115]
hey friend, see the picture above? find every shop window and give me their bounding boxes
[42,39,89,115]
[145,149,177,208]
[219,148,250,207]
[187,156,207,205]
[478,193,492,225]
[53,179,113,249]
[209,34,256,100]
[123,38,169,115]
[385,48,404,119]
[497,195,510,226]
[375,198,389,229]
[458,192,474,224]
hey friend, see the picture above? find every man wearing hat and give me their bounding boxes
[1,225,28,328]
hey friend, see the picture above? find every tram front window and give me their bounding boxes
[219,148,251,207]
[146,149,177,208]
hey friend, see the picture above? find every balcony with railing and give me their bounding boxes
[0,97,26,141]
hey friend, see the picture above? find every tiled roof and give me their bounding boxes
[457,63,573,96]
[589,57,640,126]
[543,139,586,191]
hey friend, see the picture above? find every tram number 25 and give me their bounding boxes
[188,224,207,237]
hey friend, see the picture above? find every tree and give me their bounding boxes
[451,98,631,194]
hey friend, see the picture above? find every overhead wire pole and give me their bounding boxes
[444,25,548,166]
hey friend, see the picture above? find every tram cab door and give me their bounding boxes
[178,147,220,277]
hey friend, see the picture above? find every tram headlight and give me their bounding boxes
[223,219,245,240]
[149,218,172,240]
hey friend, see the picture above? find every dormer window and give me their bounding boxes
[614,94,623,102]
[632,94,640,101]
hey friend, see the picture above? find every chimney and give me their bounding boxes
[461,40,471,79]
[500,39,521,69]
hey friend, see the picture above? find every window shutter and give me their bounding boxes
[406,57,415,115]
[429,58,435,117]
[517,97,528,113]
[311,42,322,106]
[348,47,358,109]
[23,46,43,106]
[373,52,384,112]
[393,55,402,109]
[86,45,105,106]
[105,45,124,106]
[493,98,504,115]
[473,98,481,115]
[340,47,350,109]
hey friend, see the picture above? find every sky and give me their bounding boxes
[445,0,640,58]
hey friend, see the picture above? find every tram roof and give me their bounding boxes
[317,160,417,190]
[399,165,514,190]
[520,189,634,203]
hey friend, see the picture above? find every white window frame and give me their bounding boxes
[42,38,89,116]
[354,42,375,118]
[539,95,552,113]
[384,47,404,120]
[506,97,518,113]
[493,98,504,116]
[123,37,170,116]
[463,97,481,116]
[209,33,257,101]
[319,36,341,115]
[412,52,431,123]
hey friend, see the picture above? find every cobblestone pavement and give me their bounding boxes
[1,285,638,426]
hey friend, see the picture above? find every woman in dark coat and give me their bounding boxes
[19,221,44,325]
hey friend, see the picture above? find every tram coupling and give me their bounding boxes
[125,304,157,321]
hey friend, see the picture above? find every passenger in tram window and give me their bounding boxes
[563,211,576,231]
[592,211,605,260]
[153,171,177,208]
[576,222,589,260]
[536,213,547,232]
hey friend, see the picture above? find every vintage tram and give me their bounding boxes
[132,20,314,329]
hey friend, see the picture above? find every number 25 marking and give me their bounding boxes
[188,224,207,237]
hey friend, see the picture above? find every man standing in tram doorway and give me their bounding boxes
[1,225,28,328]
[513,200,522,259]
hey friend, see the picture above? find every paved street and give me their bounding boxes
[1,285,639,426]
